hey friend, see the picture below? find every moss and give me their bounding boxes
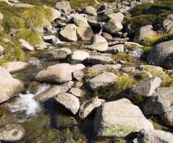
[129,94,144,104]
[84,68,99,79]
[103,124,138,136]
[16,29,42,46]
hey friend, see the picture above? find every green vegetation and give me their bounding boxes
[84,68,99,79]
[16,29,42,46]
[113,52,132,61]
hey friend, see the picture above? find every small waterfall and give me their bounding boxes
[98,22,105,35]
[8,84,50,119]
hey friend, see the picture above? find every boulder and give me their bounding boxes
[131,77,161,97]
[129,48,144,58]
[35,81,74,102]
[55,1,71,14]
[0,45,4,56]
[134,25,155,44]
[73,14,89,27]
[73,70,85,81]
[71,63,85,72]
[19,39,34,51]
[106,44,124,53]
[87,72,117,91]
[55,92,80,115]
[132,129,173,143]
[0,66,12,78]
[143,88,173,114]
[5,62,30,73]
[50,8,61,21]
[34,63,73,83]
[160,105,173,127]
[147,40,173,67]
[60,24,78,42]
[79,96,105,119]
[69,88,85,97]
[0,76,23,103]
[42,48,72,60]
[104,19,123,34]
[82,6,97,16]
[94,98,154,137]
[68,50,90,63]
[77,26,94,40]
[0,124,25,142]
[107,12,124,23]
[84,55,113,64]
[162,14,173,34]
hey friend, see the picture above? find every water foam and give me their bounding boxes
[8,84,50,118]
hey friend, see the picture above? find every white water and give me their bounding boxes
[56,38,66,44]
[8,84,50,119]
[98,22,105,35]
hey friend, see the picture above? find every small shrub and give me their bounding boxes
[129,94,144,104]
[113,52,132,61]
[84,68,99,79]
[16,29,42,46]
[143,46,152,54]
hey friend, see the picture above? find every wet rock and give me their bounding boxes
[77,26,94,40]
[0,76,23,103]
[69,88,85,97]
[143,88,173,114]
[0,124,25,142]
[35,81,74,102]
[160,105,173,127]
[55,115,78,128]
[147,40,173,67]
[5,61,30,73]
[131,77,161,97]
[43,35,57,44]
[55,1,71,14]
[19,39,34,51]
[132,129,173,143]
[84,55,113,64]
[43,48,72,60]
[73,14,89,27]
[134,25,155,44]
[60,24,77,41]
[35,63,73,83]
[79,96,105,119]
[94,98,154,137]
[106,44,124,53]
[68,50,90,63]
[82,6,97,16]
[87,72,117,91]
[55,92,80,115]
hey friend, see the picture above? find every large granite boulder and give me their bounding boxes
[60,24,78,42]
[134,25,155,44]
[94,98,154,137]
[132,129,173,143]
[147,40,173,67]
[73,14,89,27]
[143,88,173,114]
[55,1,71,14]
[79,96,105,119]
[87,72,117,91]
[35,81,74,102]
[34,63,73,83]
[55,92,80,115]
[0,124,25,142]
[131,77,161,97]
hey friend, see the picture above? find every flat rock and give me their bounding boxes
[87,72,117,91]
[69,88,85,97]
[55,92,80,115]
[5,62,30,73]
[0,124,25,142]
[73,14,89,27]
[106,44,124,53]
[19,39,34,51]
[35,81,74,102]
[35,63,73,83]
[94,98,154,137]
[84,55,113,64]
